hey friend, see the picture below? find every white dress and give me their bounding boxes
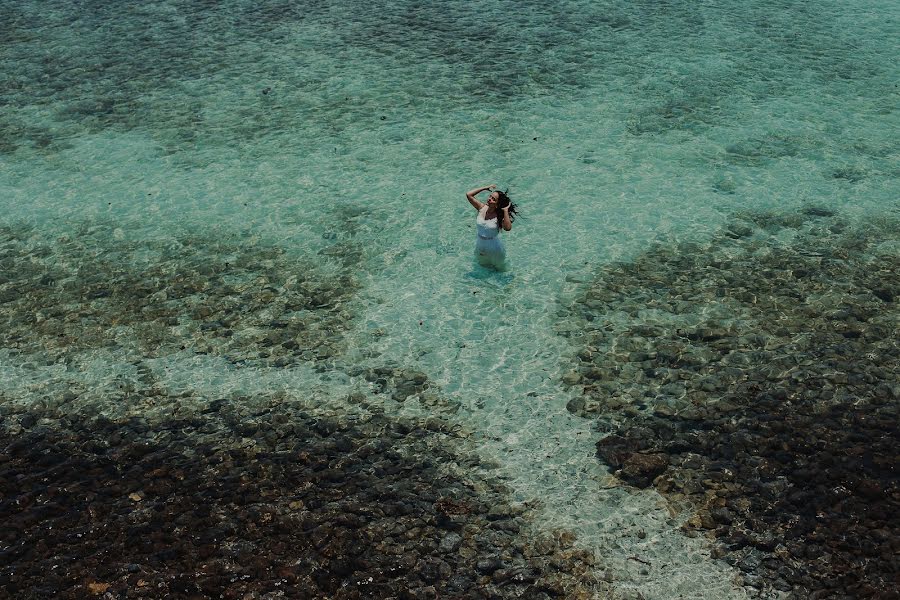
[475,206,506,269]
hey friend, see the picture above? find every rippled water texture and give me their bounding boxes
[1,0,898,598]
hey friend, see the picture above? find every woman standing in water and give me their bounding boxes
[466,184,518,270]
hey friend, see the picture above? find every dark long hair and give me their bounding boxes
[495,189,518,229]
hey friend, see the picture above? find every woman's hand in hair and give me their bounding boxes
[466,185,494,210]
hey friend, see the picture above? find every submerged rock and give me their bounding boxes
[618,453,669,488]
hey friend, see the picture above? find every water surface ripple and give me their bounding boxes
[1,0,898,598]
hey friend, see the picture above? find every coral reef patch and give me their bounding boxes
[560,209,899,597]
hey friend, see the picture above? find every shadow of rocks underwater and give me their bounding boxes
[0,399,602,599]
[561,208,899,598]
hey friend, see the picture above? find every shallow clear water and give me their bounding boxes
[2,0,898,597]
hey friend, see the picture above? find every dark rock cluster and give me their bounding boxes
[346,365,461,414]
[0,223,358,368]
[560,208,899,597]
[0,398,602,599]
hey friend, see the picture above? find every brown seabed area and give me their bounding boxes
[560,208,899,598]
[0,400,603,599]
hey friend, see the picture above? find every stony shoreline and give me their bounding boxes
[561,208,899,598]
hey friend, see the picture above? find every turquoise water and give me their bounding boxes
[2,0,898,597]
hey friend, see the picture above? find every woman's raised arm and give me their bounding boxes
[465,184,495,210]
